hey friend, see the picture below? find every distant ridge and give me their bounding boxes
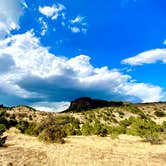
[63,97,123,112]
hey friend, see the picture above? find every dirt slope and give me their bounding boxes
[0,128,166,166]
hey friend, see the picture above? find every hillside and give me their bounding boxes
[0,98,166,165]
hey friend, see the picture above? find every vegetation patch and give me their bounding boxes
[0,124,7,146]
[154,110,166,117]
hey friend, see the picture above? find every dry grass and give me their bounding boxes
[0,128,166,166]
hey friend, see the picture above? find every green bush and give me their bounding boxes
[8,119,18,128]
[16,121,29,133]
[81,122,94,135]
[0,110,6,117]
[118,111,125,118]
[154,110,165,117]
[29,115,33,121]
[119,119,132,127]
[38,126,66,144]
[17,116,68,144]
[63,124,77,136]
[162,121,166,132]
[0,117,9,128]
[126,117,163,144]
[93,123,108,137]
[0,124,7,146]
[106,125,126,139]
[125,104,143,115]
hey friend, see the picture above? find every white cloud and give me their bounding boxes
[38,4,88,35]
[31,101,70,112]
[38,17,48,36]
[163,40,166,45]
[0,0,26,39]
[81,28,88,34]
[121,49,166,65]
[39,4,65,20]
[70,27,81,33]
[0,31,164,112]
[69,15,88,34]
[71,16,84,24]
[123,83,163,103]
[70,26,88,34]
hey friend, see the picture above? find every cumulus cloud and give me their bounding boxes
[121,49,166,65]
[0,0,26,39]
[39,4,65,20]
[0,54,15,73]
[0,31,164,111]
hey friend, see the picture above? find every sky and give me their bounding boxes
[0,0,166,112]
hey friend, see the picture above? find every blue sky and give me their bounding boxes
[0,0,166,111]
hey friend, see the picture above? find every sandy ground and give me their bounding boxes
[0,128,166,166]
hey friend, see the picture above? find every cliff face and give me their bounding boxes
[64,97,123,112]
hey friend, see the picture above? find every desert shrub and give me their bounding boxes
[143,132,162,144]
[55,116,81,136]
[126,117,163,144]
[154,110,165,117]
[25,123,39,136]
[116,125,126,134]
[18,113,27,119]
[16,121,29,133]
[162,121,166,131]
[29,115,33,121]
[81,122,94,135]
[38,125,65,144]
[98,127,108,137]
[16,120,38,136]
[0,110,6,117]
[103,115,110,122]
[118,111,125,118]
[106,125,126,139]
[5,112,10,118]
[138,112,149,119]
[0,124,7,146]
[162,121,166,138]
[93,123,108,137]
[8,119,18,127]
[37,116,67,143]
[119,119,132,127]
[0,117,9,128]
[104,111,112,116]
[111,117,118,123]
[17,116,67,143]
[125,104,143,115]
[10,114,16,119]
[56,116,80,126]
[63,124,77,135]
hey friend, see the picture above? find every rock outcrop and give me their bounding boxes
[64,97,123,112]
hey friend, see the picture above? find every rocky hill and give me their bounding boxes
[64,97,123,112]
